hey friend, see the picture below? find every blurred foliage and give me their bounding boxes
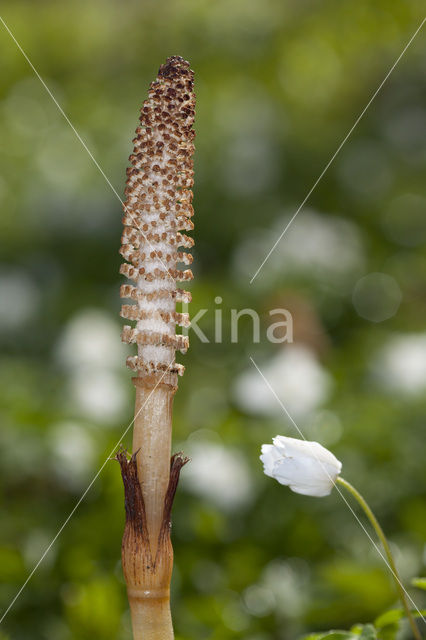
[1,0,426,639]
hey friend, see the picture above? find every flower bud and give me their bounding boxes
[260,435,342,497]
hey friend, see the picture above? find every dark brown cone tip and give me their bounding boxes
[158,55,192,80]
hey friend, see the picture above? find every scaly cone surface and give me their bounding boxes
[120,56,195,379]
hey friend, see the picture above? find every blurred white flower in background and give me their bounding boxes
[234,345,332,419]
[260,435,342,497]
[243,558,310,619]
[0,268,40,330]
[56,308,124,370]
[373,333,426,395]
[304,410,343,447]
[352,272,402,323]
[233,209,364,292]
[68,369,127,423]
[262,558,310,617]
[48,421,96,489]
[242,583,276,618]
[181,439,254,510]
[55,308,128,423]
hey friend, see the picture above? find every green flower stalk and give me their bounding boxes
[336,477,421,640]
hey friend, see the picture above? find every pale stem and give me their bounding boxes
[336,477,421,640]
[133,381,174,556]
[128,596,173,640]
[121,377,176,640]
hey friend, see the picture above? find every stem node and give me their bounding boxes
[116,447,188,640]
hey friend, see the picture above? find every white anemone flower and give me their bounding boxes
[260,436,342,497]
[260,439,420,639]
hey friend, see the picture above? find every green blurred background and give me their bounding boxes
[1,1,426,638]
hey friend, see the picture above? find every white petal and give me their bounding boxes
[289,482,333,497]
[263,436,342,498]
[271,435,287,455]
[260,444,282,478]
[273,456,338,496]
[275,436,341,473]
